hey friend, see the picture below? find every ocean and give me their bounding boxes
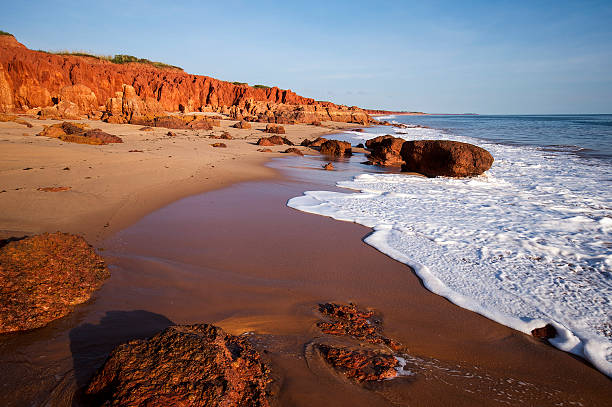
[287,114,612,377]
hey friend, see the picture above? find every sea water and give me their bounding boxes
[287,115,612,377]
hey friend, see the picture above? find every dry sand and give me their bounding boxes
[0,115,357,243]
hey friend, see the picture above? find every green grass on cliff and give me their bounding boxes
[252,84,271,89]
[0,30,13,36]
[231,81,248,86]
[38,50,183,71]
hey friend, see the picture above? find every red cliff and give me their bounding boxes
[0,35,370,124]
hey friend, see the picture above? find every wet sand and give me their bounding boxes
[1,155,610,406]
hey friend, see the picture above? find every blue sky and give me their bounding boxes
[1,0,611,113]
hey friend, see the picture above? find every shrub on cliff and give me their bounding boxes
[0,30,13,36]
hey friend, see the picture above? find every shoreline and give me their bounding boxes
[1,117,611,405]
[0,116,359,244]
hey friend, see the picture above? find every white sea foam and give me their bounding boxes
[288,126,612,377]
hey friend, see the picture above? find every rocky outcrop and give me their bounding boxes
[39,122,122,145]
[320,140,352,157]
[301,137,328,147]
[264,123,285,134]
[531,324,557,340]
[211,142,227,148]
[0,233,109,333]
[0,35,372,124]
[364,137,494,177]
[256,135,293,146]
[323,162,334,170]
[365,135,404,167]
[400,140,494,177]
[86,324,271,406]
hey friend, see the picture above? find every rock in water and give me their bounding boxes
[284,148,303,155]
[86,324,272,406]
[0,233,109,333]
[317,344,399,382]
[400,140,493,177]
[320,140,352,157]
[365,135,405,167]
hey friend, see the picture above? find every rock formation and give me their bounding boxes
[256,135,293,146]
[365,135,405,167]
[264,124,285,134]
[316,345,399,383]
[0,233,109,333]
[284,148,303,155]
[0,34,372,125]
[364,137,494,177]
[400,140,494,177]
[38,122,122,145]
[86,324,271,406]
[320,140,352,157]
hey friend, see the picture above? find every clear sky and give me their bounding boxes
[1,0,611,114]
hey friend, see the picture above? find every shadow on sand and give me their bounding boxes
[69,310,174,405]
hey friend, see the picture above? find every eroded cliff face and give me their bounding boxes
[0,35,370,124]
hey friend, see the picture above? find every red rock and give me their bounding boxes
[167,131,176,137]
[301,136,328,148]
[139,126,154,131]
[365,135,405,167]
[317,345,398,382]
[86,324,271,406]
[0,113,32,127]
[211,142,227,148]
[265,123,285,134]
[37,186,71,192]
[38,122,122,144]
[323,162,334,170]
[400,140,494,177]
[82,129,123,144]
[0,232,109,333]
[317,303,401,350]
[233,120,251,129]
[256,135,293,146]
[257,148,273,152]
[320,140,352,157]
[284,148,303,155]
[531,324,557,340]
[220,131,233,140]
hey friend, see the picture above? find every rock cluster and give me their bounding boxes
[301,137,328,147]
[232,120,251,129]
[365,136,494,177]
[0,233,109,333]
[38,122,122,145]
[86,324,272,406]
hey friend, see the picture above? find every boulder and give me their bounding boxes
[211,142,227,148]
[365,135,405,167]
[284,148,303,155]
[264,124,285,134]
[323,162,334,171]
[400,140,494,177]
[0,233,109,333]
[301,137,328,147]
[320,140,352,157]
[531,324,557,340]
[86,324,271,406]
[233,120,251,129]
[38,122,122,145]
[256,135,293,146]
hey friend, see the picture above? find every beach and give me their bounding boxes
[0,116,357,244]
[1,115,611,406]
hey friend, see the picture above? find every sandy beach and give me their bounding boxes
[0,115,357,244]
[1,116,611,406]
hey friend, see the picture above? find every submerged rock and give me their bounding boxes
[323,162,334,170]
[0,233,109,333]
[400,140,493,177]
[86,324,272,406]
[317,303,401,350]
[317,344,399,382]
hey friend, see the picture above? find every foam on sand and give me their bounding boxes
[288,126,612,377]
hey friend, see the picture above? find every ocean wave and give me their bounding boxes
[288,126,612,377]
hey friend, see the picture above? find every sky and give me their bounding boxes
[1,0,611,114]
